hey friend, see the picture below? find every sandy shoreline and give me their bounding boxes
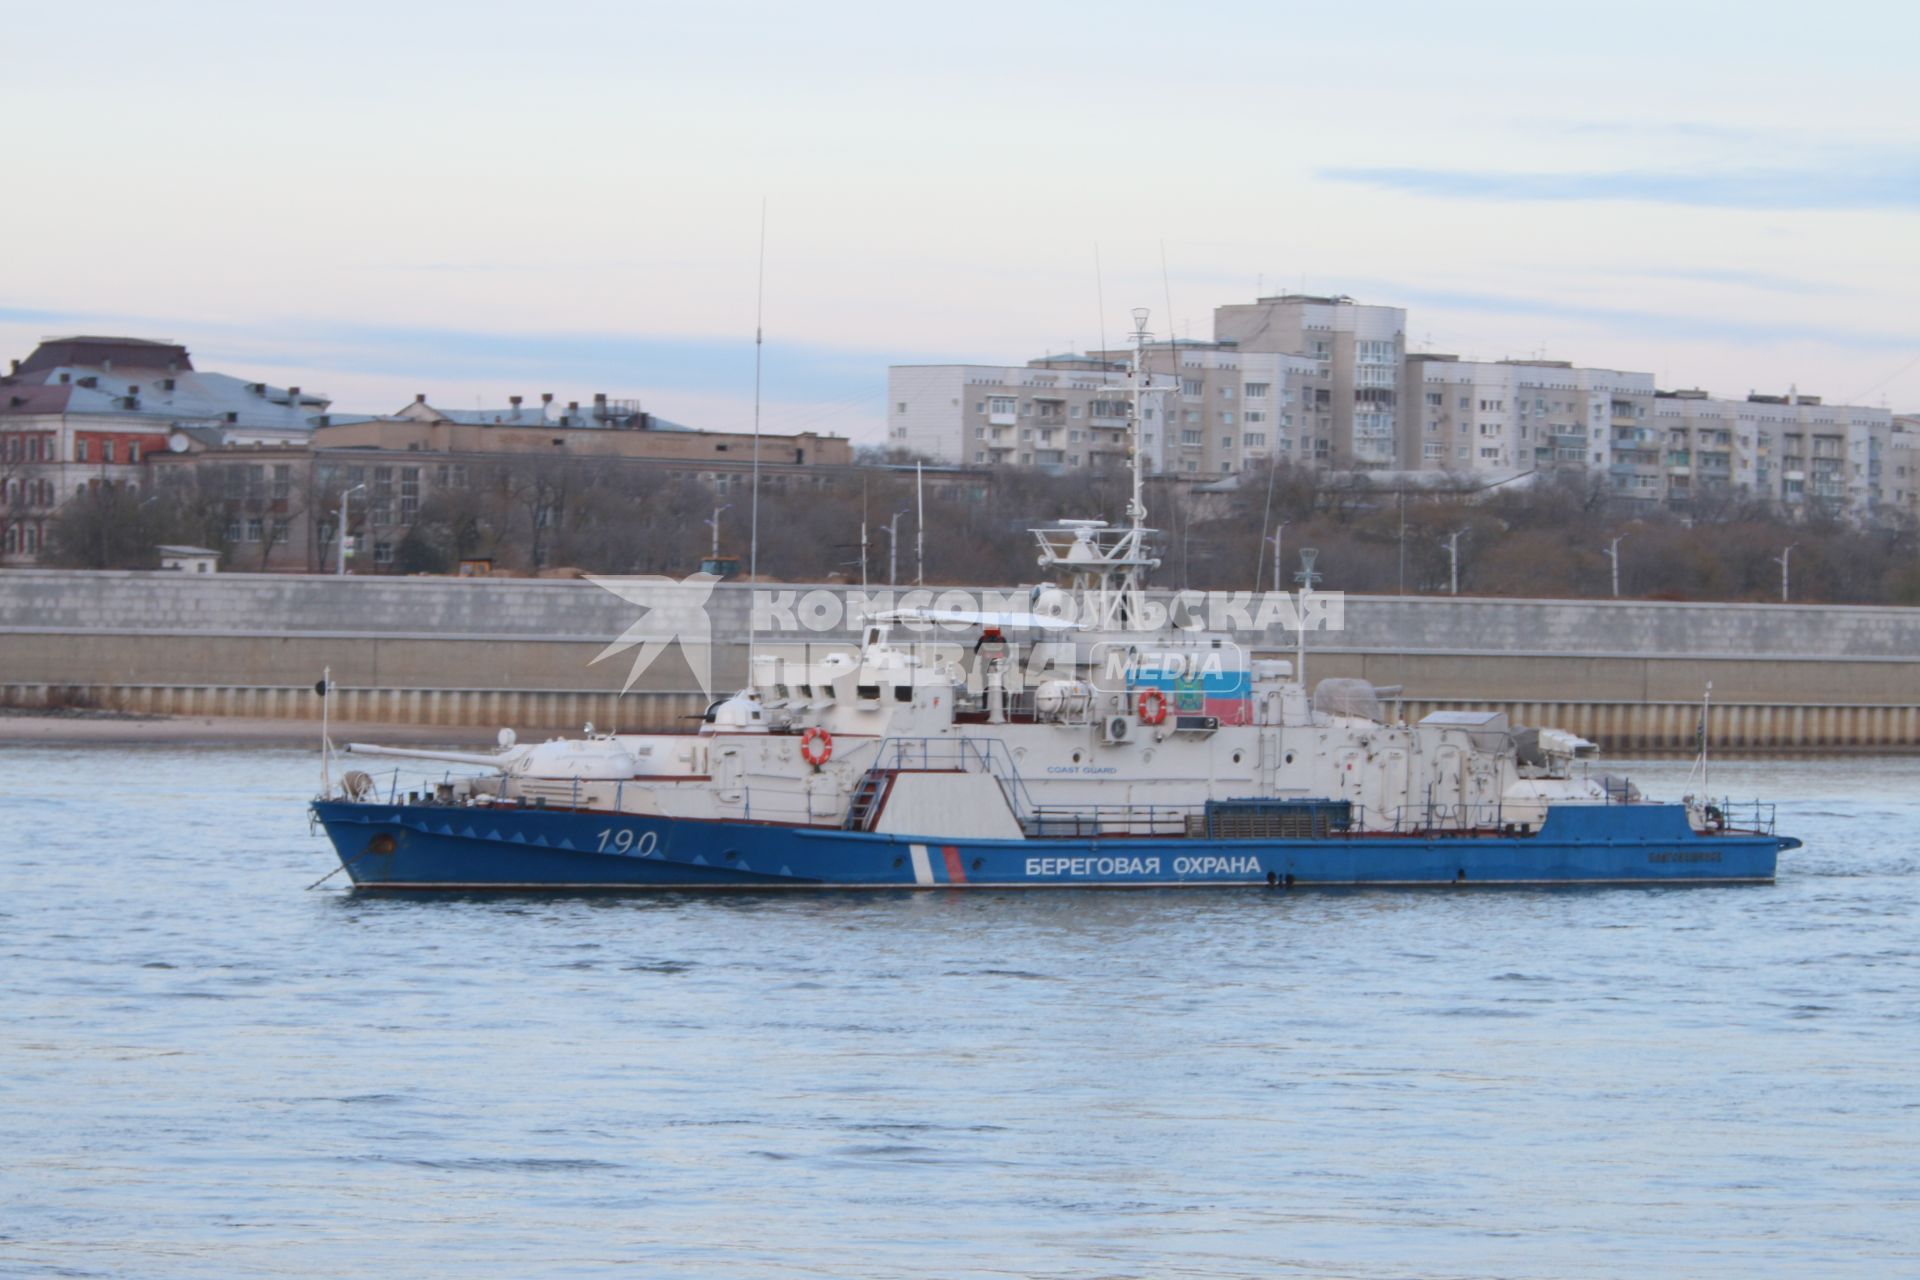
[0,713,504,747]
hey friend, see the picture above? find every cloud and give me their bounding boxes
[1319,160,1920,212]
[1628,267,1859,296]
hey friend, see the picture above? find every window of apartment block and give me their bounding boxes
[271,518,289,543]
[400,468,420,522]
[128,443,140,463]
[225,518,242,542]
[1182,379,1203,397]
[1070,406,1081,418]
[375,540,394,565]
[1181,430,1203,445]
[1184,411,1199,424]
[1218,386,1234,399]
[103,441,116,463]
[1244,433,1266,447]
[896,402,907,414]
[1220,412,1234,425]
[1245,382,1269,398]
[272,465,291,502]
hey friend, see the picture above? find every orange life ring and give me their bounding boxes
[800,726,833,766]
[1137,688,1169,726]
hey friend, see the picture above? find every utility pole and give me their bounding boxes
[1442,528,1466,595]
[706,503,731,560]
[336,483,366,576]
[881,508,909,587]
[1776,542,1798,603]
[1604,534,1627,598]
[1397,490,1407,595]
[1268,522,1288,595]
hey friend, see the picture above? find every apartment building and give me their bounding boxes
[1401,356,1653,481]
[1647,390,1892,515]
[1890,418,1920,522]
[887,343,1316,477]
[1213,294,1407,470]
[887,356,1127,469]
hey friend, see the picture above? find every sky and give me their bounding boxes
[4,0,1918,442]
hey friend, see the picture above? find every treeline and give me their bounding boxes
[43,458,1920,604]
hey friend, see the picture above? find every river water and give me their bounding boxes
[1,747,1914,1278]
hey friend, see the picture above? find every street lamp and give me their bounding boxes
[1775,542,1798,603]
[1442,528,1467,595]
[1268,521,1288,595]
[1603,534,1628,598]
[706,503,732,560]
[336,483,366,576]
[878,508,910,587]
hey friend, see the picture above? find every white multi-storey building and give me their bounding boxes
[888,291,1905,524]
[1648,390,1893,515]
[1213,294,1407,470]
[1401,356,1653,482]
[886,343,1314,477]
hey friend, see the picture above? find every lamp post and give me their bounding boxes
[1442,528,1466,595]
[706,503,731,560]
[1604,534,1627,598]
[1268,521,1288,595]
[336,483,365,576]
[879,508,910,587]
[1776,542,1798,603]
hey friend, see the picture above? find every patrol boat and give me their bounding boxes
[310,314,1798,891]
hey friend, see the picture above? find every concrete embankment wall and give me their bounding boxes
[2,570,1917,750]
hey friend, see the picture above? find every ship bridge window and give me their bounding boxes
[894,686,913,703]
[857,684,881,701]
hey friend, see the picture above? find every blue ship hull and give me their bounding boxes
[311,800,1797,890]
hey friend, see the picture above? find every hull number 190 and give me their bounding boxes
[596,828,660,856]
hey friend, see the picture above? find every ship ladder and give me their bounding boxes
[842,768,898,831]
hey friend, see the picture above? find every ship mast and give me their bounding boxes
[1030,309,1168,632]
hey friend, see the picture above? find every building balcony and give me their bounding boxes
[988,412,1017,427]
